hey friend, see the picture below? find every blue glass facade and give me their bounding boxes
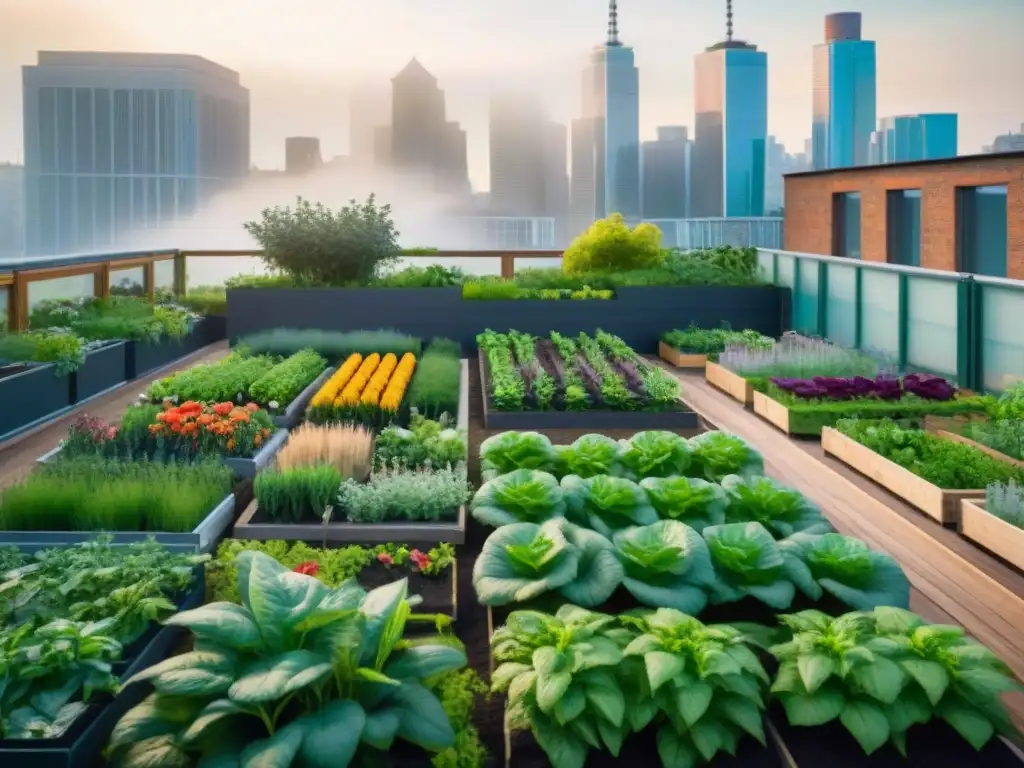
[812,40,876,169]
[871,114,957,164]
[834,192,861,258]
[959,186,1008,277]
[603,45,641,219]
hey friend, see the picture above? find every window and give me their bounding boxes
[958,186,1008,277]
[833,192,861,258]
[887,189,921,266]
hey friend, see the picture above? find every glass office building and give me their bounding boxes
[870,114,958,164]
[22,52,250,256]
[692,42,768,217]
[812,13,876,170]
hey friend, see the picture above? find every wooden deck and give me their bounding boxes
[666,368,1024,727]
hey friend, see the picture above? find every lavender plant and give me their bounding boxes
[986,479,1024,528]
[338,461,470,522]
[718,332,893,379]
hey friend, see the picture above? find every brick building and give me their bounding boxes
[783,152,1024,279]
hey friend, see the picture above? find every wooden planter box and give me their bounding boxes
[0,495,237,554]
[960,499,1024,571]
[821,427,982,525]
[657,341,708,369]
[232,499,467,545]
[753,390,794,434]
[937,430,1024,468]
[705,361,754,405]
[270,366,334,429]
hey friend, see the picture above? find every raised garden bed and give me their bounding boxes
[479,348,699,431]
[821,427,981,525]
[657,341,707,369]
[272,365,334,428]
[0,495,236,554]
[72,340,127,402]
[0,362,72,441]
[126,317,217,379]
[360,559,458,619]
[232,498,467,545]
[960,498,1024,571]
[705,361,754,405]
[937,430,1024,468]
[222,427,289,479]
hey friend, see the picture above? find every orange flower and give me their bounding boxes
[230,410,250,424]
[226,438,236,451]
[170,423,182,434]
[148,423,163,435]
[197,413,214,425]
[155,411,167,423]
[261,428,271,438]
[253,434,263,447]
[213,402,233,416]
[245,402,259,412]
[164,412,182,426]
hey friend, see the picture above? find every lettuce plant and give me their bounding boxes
[770,608,1021,757]
[639,476,727,533]
[561,475,658,538]
[617,431,692,480]
[620,608,769,766]
[720,475,832,538]
[702,522,799,610]
[106,551,465,767]
[687,432,764,482]
[479,431,557,480]
[781,531,911,610]
[473,519,622,608]
[612,521,714,614]
[559,434,623,479]
[470,469,566,527]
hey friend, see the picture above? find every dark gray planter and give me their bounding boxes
[0,495,236,554]
[272,366,334,428]
[232,500,466,545]
[226,285,787,353]
[223,428,290,478]
[73,341,127,402]
[0,363,72,442]
[125,316,217,380]
[478,350,699,431]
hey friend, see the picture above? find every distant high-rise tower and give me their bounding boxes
[642,126,690,219]
[812,12,876,170]
[691,0,768,217]
[348,84,389,165]
[869,114,958,164]
[22,51,249,255]
[569,0,641,236]
[285,137,322,175]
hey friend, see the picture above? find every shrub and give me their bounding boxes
[178,285,227,315]
[407,338,461,419]
[562,213,663,274]
[0,459,231,533]
[0,329,86,374]
[30,296,191,342]
[243,194,402,285]
[247,348,327,408]
[275,422,374,481]
[661,324,775,358]
[239,328,421,359]
[254,465,342,522]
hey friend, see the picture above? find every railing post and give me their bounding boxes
[95,264,110,301]
[12,272,28,331]
[144,260,156,303]
[817,262,829,339]
[963,278,980,391]
[173,251,187,297]
[897,273,909,370]
[853,267,863,349]
[500,254,514,279]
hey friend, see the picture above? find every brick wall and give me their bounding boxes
[783,154,1024,279]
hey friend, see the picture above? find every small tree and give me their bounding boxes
[562,213,663,274]
[243,195,402,285]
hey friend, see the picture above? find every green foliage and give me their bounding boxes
[985,479,1024,528]
[374,413,466,470]
[406,338,462,419]
[562,214,664,274]
[617,430,692,481]
[471,470,567,527]
[0,458,232,533]
[238,328,421,359]
[255,465,342,523]
[770,607,1021,756]
[965,418,1024,461]
[613,520,714,613]
[661,324,775,360]
[720,474,831,538]
[638,476,728,533]
[479,431,559,480]
[702,522,800,610]
[461,279,614,300]
[688,431,765,482]
[248,348,328,409]
[477,329,525,411]
[147,351,279,403]
[338,464,469,523]
[375,264,464,287]
[429,668,489,768]
[836,418,1024,489]
[985,382,1024,421]
[561,475,658,538]
[720,333,886,379]
[30,295,192,343]
[106,552,465,767]
[243,194,402,285]
[178,286,227,316]
[0,329,86,374]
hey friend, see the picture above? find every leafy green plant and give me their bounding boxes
[687,431,765,482]
[30,296,192,343]
[477,330,526,411]
[0,329,86,375]
[471,469,566,527]
[836,419,1024,488]
[720,474,832,538]
[339,464,469,523]
[178,286,227,316]
[562,213,663,274]
[254,465,341,523]
[479,431,558,479]
[985,479,1024,528]
[780,531,911,610]
[559,434,623,478]
[106,553,465,767]
[239,328,421,359]
[770,607,1021,756]
[406,338,462,419]
[661,324,774,359]
[374,413,466,470]
[617,431,691,480]
[0,459,232,533]
[147,351,279,403]
[965,418,1024,461]
[429,666,490,768]
[612,520,714,613]
[248,348,327,409]
[702,522,799,610]
[561,474,658,538]
[639,476,728,532]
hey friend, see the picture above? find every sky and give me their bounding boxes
[0,0,1022,192]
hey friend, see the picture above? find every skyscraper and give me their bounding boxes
[285,137,322,175]
[22,51,249,256]
[642,126,690,219]
[569,1,640,234]
[387,58,469,195]
[812,12,877,170]
[983,124,1024,153]
[691,0,768,218]
[869,114,958,164]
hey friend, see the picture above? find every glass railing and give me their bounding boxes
[756,248,1024,392]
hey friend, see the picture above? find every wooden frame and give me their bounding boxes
[705,361,754,405]
[657,341,708,369]
[821,427,982,525]
[753,390,792,433]
[937,430,1024,468]
[960,499,1024,571]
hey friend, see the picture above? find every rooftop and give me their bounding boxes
[784,149,1024,177]
[32,50,242,84]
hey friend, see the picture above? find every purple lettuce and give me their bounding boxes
[770,373,955,402]
[903,373,956,401]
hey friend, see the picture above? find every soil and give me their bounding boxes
[246,504,459,527]
[358,561,455,617]
[0,363,34,381]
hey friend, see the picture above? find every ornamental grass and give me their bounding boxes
[275,422,373,481]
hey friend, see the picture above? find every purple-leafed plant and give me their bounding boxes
[614,357,647,394]
[770,373,955,402]
[902,372,956,401]
[574,352,605,406]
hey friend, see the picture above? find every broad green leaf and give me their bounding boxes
[623,634,662,657]
[508,670,537,703]
[166,603,262,651]
[674,680,713,727]
[781,689,844,726]
[725,644,770,684]
[770,662,803,695]
[689,720,729,762]
[657,724,697,768]
[583,669,625,727]
[391,681,456,751]
[645,651,686,693]
[572,637,623,670]
[849,656,906,705]
[718,694,766,743]
[108,694,206,752]
[384,644,466,681]
[596,716,626,756]
[353,667,400,685]
[901,658,950,706]
[181,699,247,745]
[374,599,411,671]
[115,734,192,768]
[883,686,931,734]
[229,650,332,704]
[533,647,567,675]
[360,707,401,750]
[553,683,587,725]
[533,712,587,768]
[359,580,409,667]
[536,671,573,714]
[954,667,1018,706]
[797,651,835,695]
[872,606,921,635]
[491,662,532,692]
[239,723,304,768]
[128,651,236,698]
[559,524,624,608]
[234,551,295,652]
[297,699,366,767]
[840,700,890,755]
[939,700,996,751]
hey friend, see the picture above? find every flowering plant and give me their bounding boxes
[62,415,120,455]
[292,561,319,576]
[147,400,274,457]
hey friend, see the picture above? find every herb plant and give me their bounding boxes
[374,413,466,471]
[247,348,328,409]
[661,324,774,359]
[254,465,342,523]
[965,418,1024,461]
[147,351,279,403]
[718,332,888,379]
[238,328,421,359]
[985,479,1024,528]
[406,338,462,420]
[339,463,469,523]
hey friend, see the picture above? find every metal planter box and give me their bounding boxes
[73,341,128,402]
[0,363,72,442]
[271,366,334,428]
[223,428,290,479]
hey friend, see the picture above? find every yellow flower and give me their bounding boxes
[336,353,381,406]
[311,354,362,407]
[380,353,416,411]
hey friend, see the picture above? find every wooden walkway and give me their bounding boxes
[667,368,1024,726]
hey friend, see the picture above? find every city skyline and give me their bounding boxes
[0,0,1021,191]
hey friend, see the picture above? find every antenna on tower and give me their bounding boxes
[726,0,734,41]
[607,0,621,46]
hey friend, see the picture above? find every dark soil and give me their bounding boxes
[359,561,455,617]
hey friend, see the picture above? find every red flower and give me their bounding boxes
[293,561,319,576]
[409,549,430,571]
[376,552,394,566]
